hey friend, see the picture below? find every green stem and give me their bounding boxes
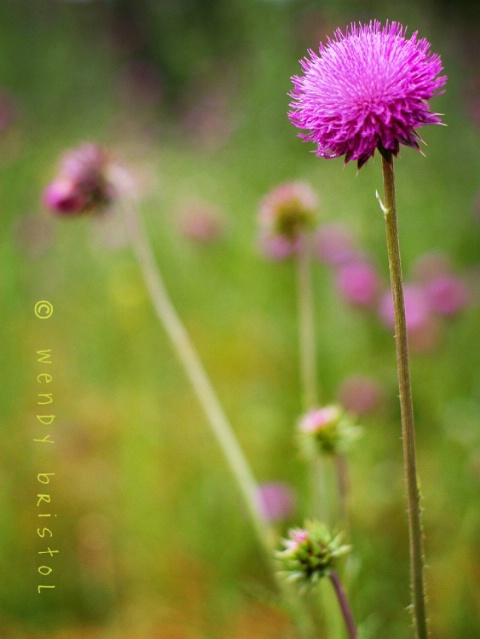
[329,571,358,639]
[120,197,273,565]
[296,239,327,524]
[296,235,318,410]
[380,153,430,639]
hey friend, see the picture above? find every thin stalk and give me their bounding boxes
[296,237,340,639]
[296,238,348,528]
[329,571,358,639]
[296,239,327,524]
[120,197,271,562]
[380,153,430,639]
[334,454,349,525]
[296,235,318,409]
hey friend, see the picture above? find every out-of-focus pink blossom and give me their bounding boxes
[425,275,470,316]
[177,201,224,244]
[258,234,302,261]
[412,251,452,283]
[335,259,381,308]
[337,375,382,414]
[314,223,356,265]
[256,482,296,523]
[379,284,441,352]
[43,143,116,216]
[379,284,430,331]
[43,178,88,214]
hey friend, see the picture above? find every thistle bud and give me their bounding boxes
[258,182,318,258]
[276,520,350,586]
[297,404,362,457]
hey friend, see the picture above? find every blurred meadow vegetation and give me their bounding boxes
[1,0,480,638]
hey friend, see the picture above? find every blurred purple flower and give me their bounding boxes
[337,375,382,415]
[258,234,303,261]
[379,284,430,331]
[379,284,441,352]
[425,275,470,316]
[43,143,116,216]
[335,259,381,308]
[314,223,356,265]
[177,200,224,244]
[256,482,296,523]
[412,251,453,283]
[289,20,446,168]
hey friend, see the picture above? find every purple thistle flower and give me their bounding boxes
[289,21,446,168]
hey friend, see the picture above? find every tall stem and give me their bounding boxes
[380,153,429,639]
[120,198,272,564]
[329,571,358,639]
[296,235,318,409]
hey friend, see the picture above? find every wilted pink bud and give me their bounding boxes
[256,482,296,523]
[335,259,381,308]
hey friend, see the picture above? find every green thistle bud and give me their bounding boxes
[276,521,351,587]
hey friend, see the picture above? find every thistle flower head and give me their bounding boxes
[297,404,362,456]
[276,521,351,587]
[43,143,117,215]
[289,20,446,168]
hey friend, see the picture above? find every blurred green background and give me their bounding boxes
[1,0,480,638]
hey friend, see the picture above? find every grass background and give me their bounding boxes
[1,1,479,637]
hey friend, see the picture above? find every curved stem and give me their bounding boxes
[380,153,430,639]
[120,197,273,566]
[329,570,358,639]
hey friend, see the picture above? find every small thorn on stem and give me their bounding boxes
[375,190,389,215]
